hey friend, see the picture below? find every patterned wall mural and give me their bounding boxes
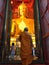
[39,0,49,63]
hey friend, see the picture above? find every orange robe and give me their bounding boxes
[19,31,33,65]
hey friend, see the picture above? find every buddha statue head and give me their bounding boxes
[18,2,28,17]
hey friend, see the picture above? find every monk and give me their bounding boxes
[19,27,33,65]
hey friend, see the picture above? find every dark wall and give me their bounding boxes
[0,0,6,40]
[39,0,49,65]
[0,0,6,61]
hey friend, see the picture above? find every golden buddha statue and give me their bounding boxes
[11,2,35,37]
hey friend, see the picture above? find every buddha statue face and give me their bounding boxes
[18,2,27,16]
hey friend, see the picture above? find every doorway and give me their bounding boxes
[2,0,44,63]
